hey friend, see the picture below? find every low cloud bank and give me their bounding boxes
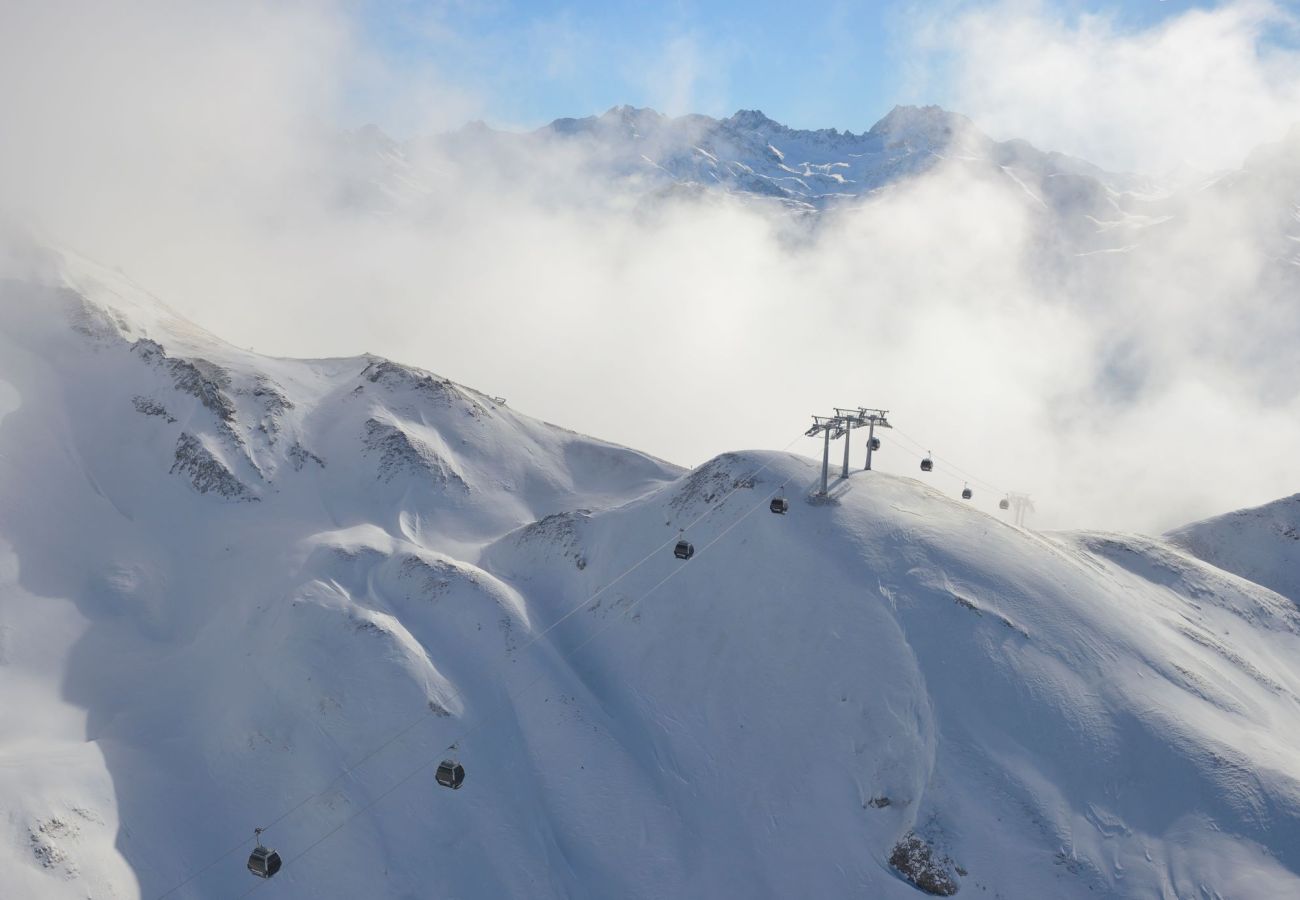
[1,0,1297,533]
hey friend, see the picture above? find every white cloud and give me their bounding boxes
[2,0,1300,535]
[632,31,737,118]
[916,0,1300,172]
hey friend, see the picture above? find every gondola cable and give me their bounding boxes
[153,436,806,899]
[889,426,1009,497]
[234,475,792,899]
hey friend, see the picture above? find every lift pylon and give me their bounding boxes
[806,415,846,495]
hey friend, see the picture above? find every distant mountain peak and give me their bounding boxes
[457,119,495,135]
[598,105,665,128]
[437,101,1148,215]
[725,109,780,132]
[868,104,975,146]
[542,105,669,138]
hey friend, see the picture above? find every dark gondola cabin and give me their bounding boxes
[868,437,881,451]
[961,486,973,500]
[999,497,1010,510]
[436,760,465,790]
[674,540,695,560]
[770,497,789,515]
[920,457,933,472]
[247,844,282,879]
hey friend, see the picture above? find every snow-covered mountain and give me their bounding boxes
[1169,493,1300,606]
[416,104,1169,252]
[318,101,1300,275]
[318,103,1300,278]
[4,241,1300,899]
[522,104,1157,212]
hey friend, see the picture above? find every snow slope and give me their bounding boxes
[3,247,1300,898]
[1168,493,1300,606]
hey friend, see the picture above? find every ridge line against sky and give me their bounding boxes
[353,0,1300,171]
[4,0,1300,533]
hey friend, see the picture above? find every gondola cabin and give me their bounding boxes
[961,486,973,500]
[770,497,789,515]
[868,437,881,451]
[247,832,282,880]
[920,457,933,472]
[436,760,466,790]
[674,540,695,560]
[247,846,281,879]
[999,497,1010,510]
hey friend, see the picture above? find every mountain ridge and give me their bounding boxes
[1169,493,1300,606]
[3,242,1300,897]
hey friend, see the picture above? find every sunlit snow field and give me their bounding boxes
[1,250,1299,898]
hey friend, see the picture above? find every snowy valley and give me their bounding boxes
[2,239,1300,899]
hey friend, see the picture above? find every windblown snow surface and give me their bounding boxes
[3,248,1300,899]
[1168,495,1300,607]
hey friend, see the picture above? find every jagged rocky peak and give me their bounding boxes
[868,104,978,148]
[358,355,461,406]
[723,108,861,143]
[599,104,667,129]
[547,105,670,138]
[725,109,781,132]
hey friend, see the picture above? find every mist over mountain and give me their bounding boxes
[450,103,1160,216]
[4,0,1299,539]
[312,105,1300,539]
[3,236,1300,899]
[353,103,1167,250]
[3,91,1296,535]
[4,0,1300,896]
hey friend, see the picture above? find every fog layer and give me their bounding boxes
[2,0,1298,532]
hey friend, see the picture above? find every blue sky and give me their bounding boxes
[358,0,1232,135]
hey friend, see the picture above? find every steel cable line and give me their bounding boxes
[234,474,792,899]
[152,438,805,899]
[887,425,1008,495]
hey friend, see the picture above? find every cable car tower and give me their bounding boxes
[832,408,867,480]
[806,415,847,496]
[808,406,893,495]
[1006,492,1035,528]
[854,408,891,470]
